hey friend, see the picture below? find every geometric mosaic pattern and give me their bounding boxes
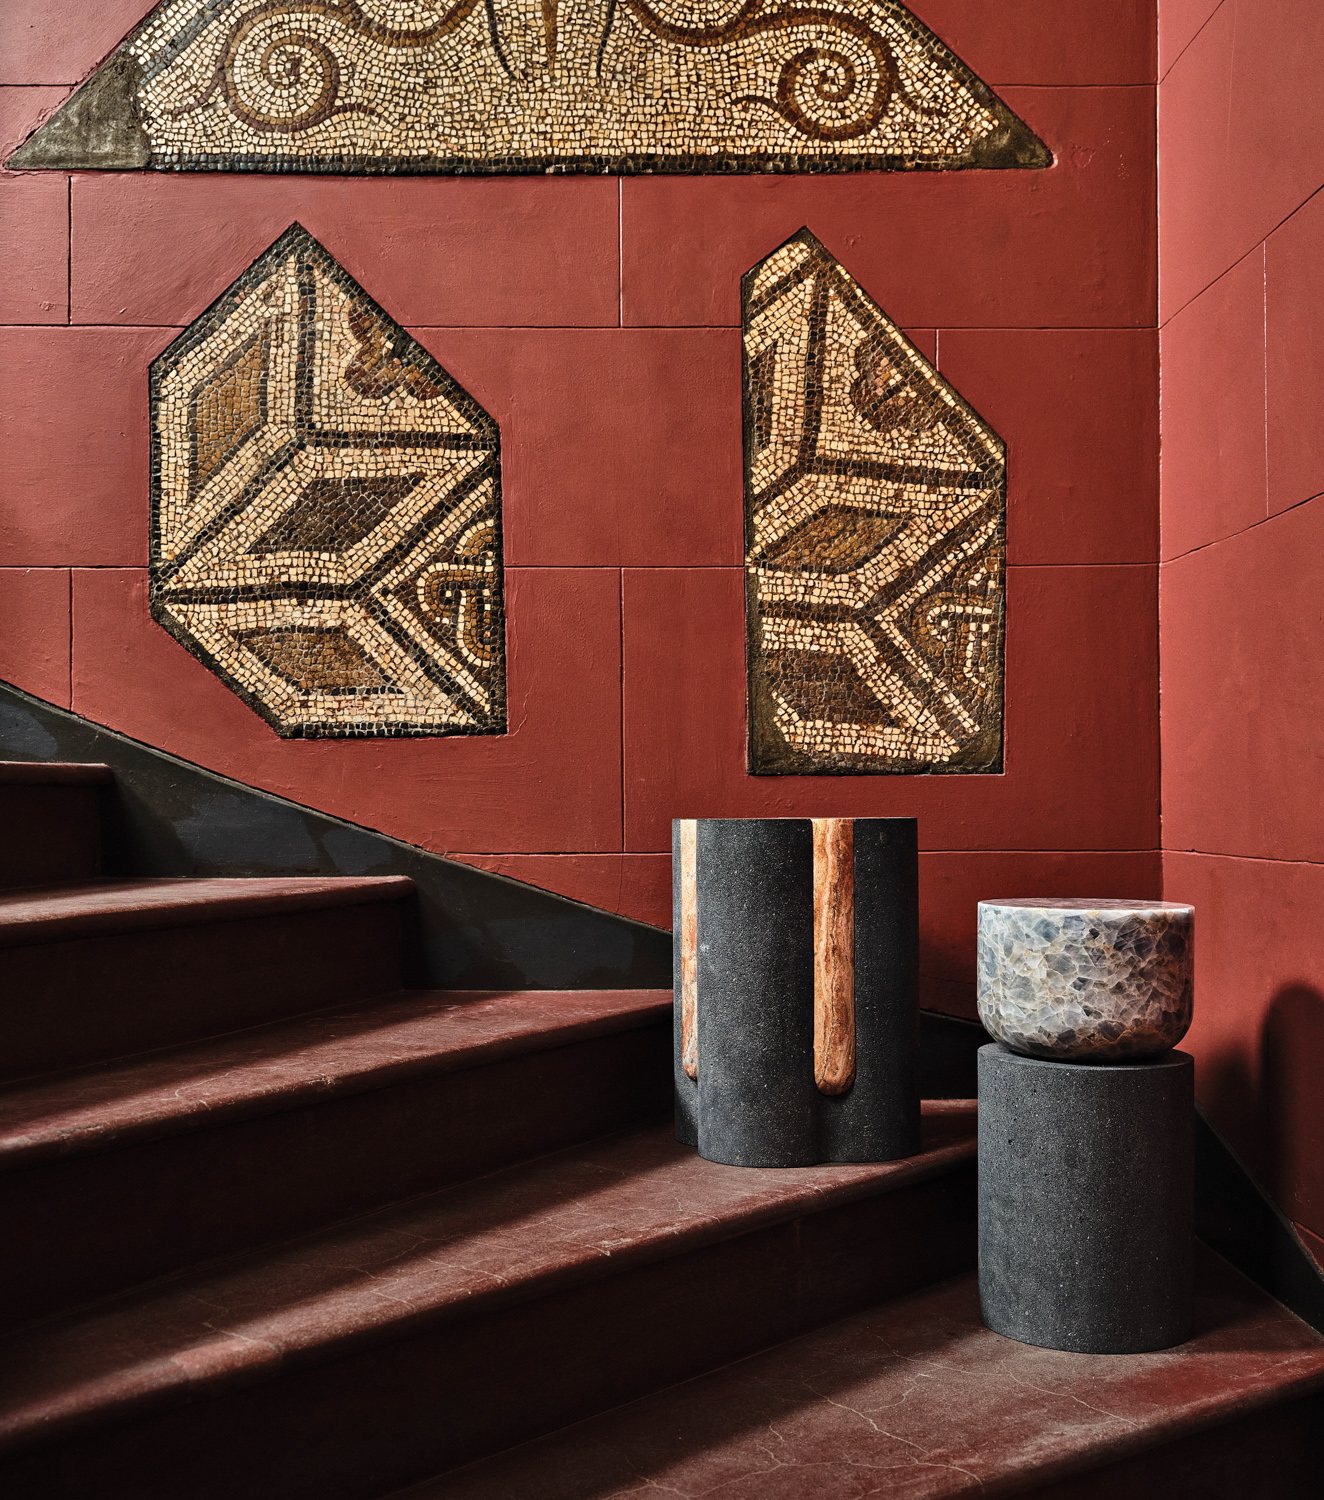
[11,0,1048,174]
[150,224,504,738]
[743,228,1004,774]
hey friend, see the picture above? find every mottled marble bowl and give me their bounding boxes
[977,899,1194,1062]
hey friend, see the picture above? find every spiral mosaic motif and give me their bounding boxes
[10,0,1049,173]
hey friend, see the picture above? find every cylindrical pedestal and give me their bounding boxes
[978,1044,1194,1354]
[672,817,918,1167]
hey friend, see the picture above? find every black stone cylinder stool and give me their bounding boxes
[978,1044,1194,1353]
[672,817,919,1167]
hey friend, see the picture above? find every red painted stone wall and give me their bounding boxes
[0,1,1160,1018]
[1158,0,1324,1259]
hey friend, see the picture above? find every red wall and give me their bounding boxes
[0,1,1160,1020]
[1158,0,1324,1262]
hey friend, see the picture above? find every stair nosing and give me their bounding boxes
[0,1111,977,1458]
[0,762,114,786]
[0,876,415,951]
[0,990,672,1170]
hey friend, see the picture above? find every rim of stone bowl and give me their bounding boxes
[977,898,1194,912]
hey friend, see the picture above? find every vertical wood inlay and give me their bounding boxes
[813,817,855,1094]
[680,819,698,1080]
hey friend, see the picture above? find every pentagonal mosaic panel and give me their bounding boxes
[10,0,1048,174]
[743,228,1004,775]
[150,224,505,738]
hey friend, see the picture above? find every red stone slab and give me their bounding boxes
[939,328,1159,566]
[622,564,1159,854]
[1267,190,1324,517]
[0,1109,977,1457]
[444,854,671,928]
[403,1250,1324,1500]
[0,1,153,87]
[0,989,669,1170]
[0,91,67,321]
[621,88,1155,330]
[0,328,166,567]
[418,329,744,567]
[71,175,620,329]
[1165,851,1324,1244]
[0,568,70,706]
[1160,251,1267,561]
[1159,0,1324,321]
[1160,0,1221,78]
[1159,500,1324,863]
[915,0,1155,85]
[0,876,411,950]
[71,567,625,854]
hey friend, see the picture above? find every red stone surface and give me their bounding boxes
[404,1250,1324,1500]
[71,175,619,329]
[1159,0,1221,78]
[450,855,672,928]
[424,328,743,567]
[622,565,1159,854]
[0,1109,976,1458]
[1160,500,1324,864]
[1160,251,1268,560]
[1166,851,1324,1244]
[1266,190,1324,517]
[915,0,1155,85]
[939,329,1159,565]
[0,328,166,566]
[0,568,70,706]
[0,89,68,322]
[0,1,153,88]
[71,567,626,854]
[622,88,1155,329]
[1158,0,1324,321]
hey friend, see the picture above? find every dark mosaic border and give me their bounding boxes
[149,222,507,739]
[8,12,1051,175]
[742,227,1006,777]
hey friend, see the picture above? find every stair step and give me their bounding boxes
[397,1247,1324,1500]
[0,1106,977,1500]
[0,989,671,1326]
[0,763,112,890]
[0,877,412,1080]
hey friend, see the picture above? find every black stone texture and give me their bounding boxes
[978,1043,1195,1354]
[683,817,918,1167]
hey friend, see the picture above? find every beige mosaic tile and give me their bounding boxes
[10,0,1048,173]
[744,228,1004,774]
[151,223,505,737]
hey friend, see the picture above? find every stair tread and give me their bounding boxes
[0,876,414,950]
[397,1247,1324,1500]
[0,989,671,1169]
[0,762,113,786]
[0,1106,976,1456]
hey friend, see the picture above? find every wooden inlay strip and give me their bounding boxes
[680,819,698,1080]
[813,817,856,1094]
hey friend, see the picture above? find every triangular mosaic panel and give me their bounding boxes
[151,223,506,738]
[10,0,1048,174]
[743,228,1005,775]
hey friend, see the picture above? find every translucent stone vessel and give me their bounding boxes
[977,899,1194,1062]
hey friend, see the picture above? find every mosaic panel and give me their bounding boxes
[743,228,1004,775]
[151,223,505,738]
[10,0,1048,174]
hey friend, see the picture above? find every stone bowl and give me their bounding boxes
[977,899,1194,1062]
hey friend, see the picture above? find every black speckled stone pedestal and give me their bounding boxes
[978,1044,1194,1354]
[673,818,919,1168]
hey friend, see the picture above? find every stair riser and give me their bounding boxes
[0,787,101,888]
[0,1167,976,1500]
[1,1023,671,1328]
[0,906,403,1080]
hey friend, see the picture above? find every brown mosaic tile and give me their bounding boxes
[9,0,1049,174]
[743,228,1005,775]
[150,223,506,738]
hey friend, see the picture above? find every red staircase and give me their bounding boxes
[0,762,1320,1498]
